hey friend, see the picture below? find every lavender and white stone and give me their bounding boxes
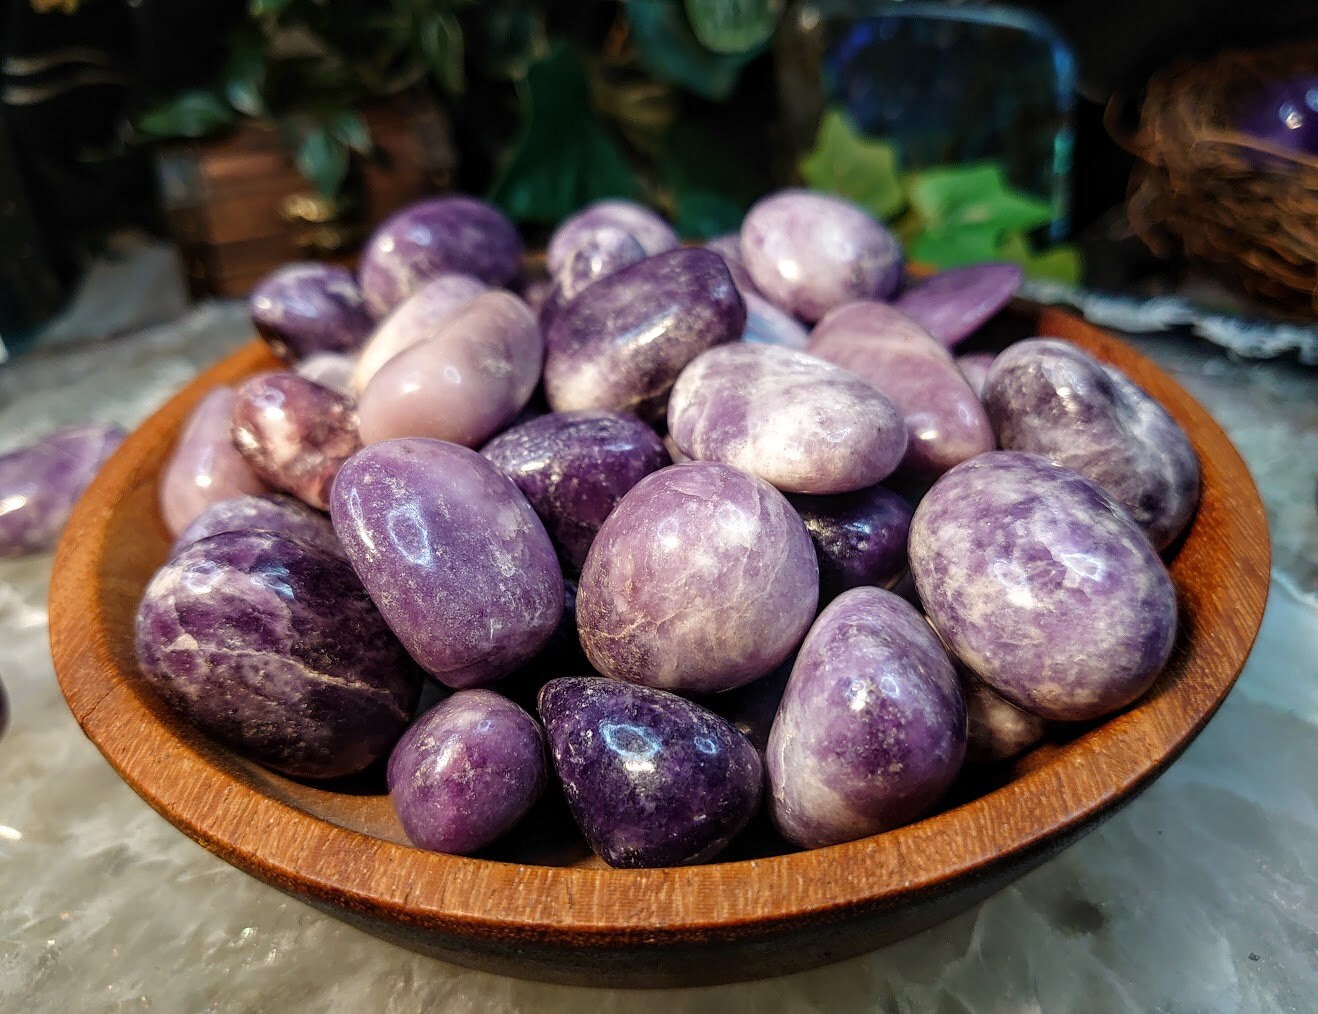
[577,461,818,694]
[668,343,907,494]
[171,493,341,559]
[250,264,373,363]
[909,451,1178,721]
[894,264,1022,348]
[742,292,810,349]
[555,226,646,302]
[956,351,998,399]
[545,200,679,276]
[961,667,1050,765]
[787,484,913,600]
[704,232,760,297]
[767,587,967,849]
[538,676,762,868]
[295,352,356,395]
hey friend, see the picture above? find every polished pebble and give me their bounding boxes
[250,263,373,362]
[956,351,998,399]
[546,200,679,276]
[894,264,1022,348]
[295,352,356,395]
[787,483,914,600]
[171,493,341,559]
[961,667,1050,765]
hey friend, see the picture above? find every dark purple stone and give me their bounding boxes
[171,493,341,559]
[787,484,914,601]
[699,657,793,755]
[894,264,1022,348]
[0,672,8,741]
[538,676,762,868]
[250,263,373,363]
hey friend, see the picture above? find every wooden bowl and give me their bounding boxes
[50,305,1269,987]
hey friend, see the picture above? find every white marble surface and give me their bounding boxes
[0,302,1315,1012]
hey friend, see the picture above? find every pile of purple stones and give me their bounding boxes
[133,190,1201,867]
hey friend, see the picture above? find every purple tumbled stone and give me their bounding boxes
[556,225,646,302]
[577,462,818,694]
[543,248,746,423]
[704,232,761,298]
[250,263,373,363]
[894,264,1022,348]
[546,200,679,276]
[0,672,7,740]
[0,422,125,558]
[786,484,913,601]
[960,666,1050,765]
[387,690,547,855]
[330,439,564,688]
[295,352,356,395]
[171,494,341,559]
[956,351,998,399]
[538,676,762,868]
[741,291,810,350]
[766,587,967,849]
[668,343,907,494]
[909,451,1178,722]
[134,530,422,779]
[481,410,669,572]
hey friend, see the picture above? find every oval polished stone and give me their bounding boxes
[544,248,746,422]
[766,587,967,849]
[556,225,646,302]
[358,197,522,317]
[134,530,422,779]
[231,373,361,511]
[741,189,902,322]
[171,493,341,559]
[809,301,994,475]
[668,343,907,494]
[961,667,1049,765]
[742,291,810,349]
[387,690,547,855]
[909,451,1178,721]
[983,339,1201,550]
[295,352,355,395]
[481,410,670,572]
[546,200,679,276]
[538,676,762,868]
[956,351,998,399]
[577,461,818,694]
[894,264,1022,348]
[330,439,564,688]
[158,387,267,536]
[786,484,913,601]
[357,291,543,449]
[250,263,373,362]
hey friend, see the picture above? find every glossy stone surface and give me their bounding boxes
[358,197,522,317]
[545,200,679,276]
[767,587,967,849]
[894,264,1022,348]
[295,352,355,395]
[537,676,762,868]
[387,690,547,855]
[158,387,267,536]
[787,484,913,600]
[956,351,998,399]
[330,439,564,688]
[668,343,906,494]
[744,292,811,350]
[250,264,373,363]
[809,301,994,475]
[357,291,542,449]
[231,373,361,511]
[134,530,422,778]
[544,248,745,422]
[555,226,646,302]
[577,461,818,694]
[961,667,1050,765]
[171,493,341,559]
[481,410,669,572]
[983,339,1201,549]
[909,452,1178,721]
[0,422,124,558]
[704,232,760,297]
[741,190,902,322]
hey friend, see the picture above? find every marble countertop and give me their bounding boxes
[0,299,1314,1012]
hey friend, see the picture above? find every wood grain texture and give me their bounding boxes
[49,306,1270,987]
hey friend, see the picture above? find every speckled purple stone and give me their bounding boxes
[766,587,967,849]
[577,462,818,694]
[295,352,355,395]
[480,410,669,572]
[668,343,907,494]
[134,530,422,778]
[546,200,679,276]
[960,666,1049,765]
[358,197,522,317]
[786,484,913,600]
[0,422,124,558]
[330,439,564,688]
[982,339,1201,550]
[387,690,547,855]
[909,451,1178,721]
[556,225,646,301]
[956,351,998,399]
[171,493,341,559]
[250,263,374,362]
[538,676,762,868]
[740,190,902,322]
[894,264,1022,348]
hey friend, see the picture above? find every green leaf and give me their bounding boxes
[906,162,1054,234]
[223,38,266,118]
[136,90,235,139]
[660,120,762,238]
[296,127,350,198]
[329,111,371,155]
[625,0,762,101]
[684,0,783,54]
[799,108,905,221]
[420,12,465,94]
[908,225,1004,269]
[248,0,293,16]
[996,232,1083,284]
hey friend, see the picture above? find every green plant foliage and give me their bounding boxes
[906,162,1053,235]
[625,0,764,101]
[136,90,235,138]
[295,127,350,197]
[798,108,904,221]
[420,10,466,94]
[683,0,783,54]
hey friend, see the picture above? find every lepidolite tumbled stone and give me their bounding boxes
[893,263,1022,348]
[387,690,547,855]
[543,248,746,423]
[0,422,124,558]
[668,343,906,494]
[250,263,373,362]
[704,232,759,297]
[134,530,422,779]
[577,462,818,694]
[956,351,998,399]
[741,292,810,349]
[546,200,679,276]
[481,410,669,572]
[787,484,913,600]
[767,587,967,849]
[538,676,762,868]
[909,452,1178,721]
[330,439,564,688]
[171,493,341,559]
[961,667,1049,765]
[556,225,646,302]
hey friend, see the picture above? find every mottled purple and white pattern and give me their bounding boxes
[740,190,902,322]
[704,232,761,297]
[134,530,422,779]
[387,690,547,855]
[250,264,373,363]
[555,225,646,302]
[742,292,810,350]
[170,493,341,559]
[767,587,967,849]
[545,200,679,276]
[956,351,998,399]
[909,451,1178,722]
[538,676,762,868]
[668,343,907,494]
[960,666,1050,765]
[894,264,1022,348]
[0,422,124,558]
[787,483,913,600]
[481,410,669,572]
[983,339,1201,550]
[295,352,355,395]
[576,461,818,694]
[330,439,564,688]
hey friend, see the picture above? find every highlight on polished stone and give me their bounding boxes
[546,199,679,276]
[786,483,914,601]
[170,493,341,559]
[250,263,373,363]
[894,263,1022,348]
